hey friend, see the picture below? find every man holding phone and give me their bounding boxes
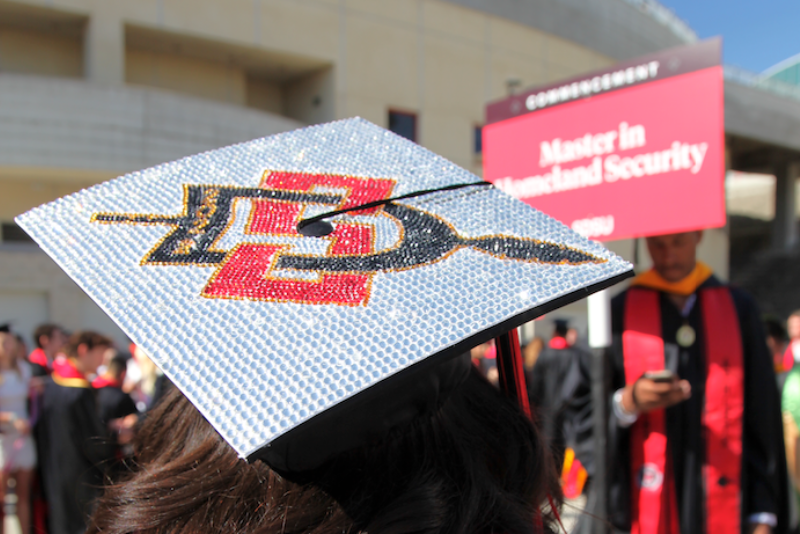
[607,231,788,534]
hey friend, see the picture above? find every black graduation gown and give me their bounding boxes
[607,276,789,533]
[37,379,115,534]
[528,340,594,476]
[95,385,137,425]
[149,373,174,411]
[95,384,137,480]
[29,362,49,378]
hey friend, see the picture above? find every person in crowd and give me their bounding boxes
[147,372,174,411]
[24,325,60,534]
[93,353,138,467]
[608,230,788,534]
[12,334,29,364]
[528,320,593,503]
[766,318,791,395]
[565,327,579,348]
[37,331,116,534]
[28,324,67,377]
[783,311,800,373]
[470,340,499,386]
[0,328,36,534]
[124,344,161,411]
[522,336,545,372]
[781,360,800,528]
[93,354,137,425]
[767,318,790,374]
[89,360,562,534]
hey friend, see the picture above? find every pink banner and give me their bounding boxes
[483,66,724,241]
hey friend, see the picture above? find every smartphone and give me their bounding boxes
[643,370,675,383]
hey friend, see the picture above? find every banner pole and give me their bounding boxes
[588,290,612,534]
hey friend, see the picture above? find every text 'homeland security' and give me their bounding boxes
[494,122,709,200]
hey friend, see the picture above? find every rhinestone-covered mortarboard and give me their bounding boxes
[17,118,632,461]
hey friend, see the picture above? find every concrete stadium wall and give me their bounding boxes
[444,0,694,62]
[0,245,130,349]
[0,73,303,178]
[726,80,800,154]
[1,0,620,177]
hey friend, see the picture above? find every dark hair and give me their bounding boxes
[107,354,128,378]
[88,388,351,534]
[33,323,62,349]
[765,317,788,343]
[90,368,561,534]
[308,367,562,533]
[553,321,569,338]
[64,331,112,358]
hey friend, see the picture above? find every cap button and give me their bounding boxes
[718,476,729,487]
[298,219,334,237]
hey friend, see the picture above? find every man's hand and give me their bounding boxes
[13,418,30,436]
[29,376,46,395]
[621,375,691,413]
[747,523,772,534]
[110,414,139,445]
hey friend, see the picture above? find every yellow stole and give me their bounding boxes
[631,261,713,296]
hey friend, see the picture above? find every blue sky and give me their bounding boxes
[658,0,799,73]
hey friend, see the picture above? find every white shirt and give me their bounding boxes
[0,362,32,427]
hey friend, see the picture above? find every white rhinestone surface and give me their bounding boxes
[17,118,631,458]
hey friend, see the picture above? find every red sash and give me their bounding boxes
[29,348,52,372]
[52,358,90,388]
[91,375,122,389]
[623,287,743,534]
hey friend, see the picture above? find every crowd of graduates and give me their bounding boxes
[470,320,593,505]
[0,323,169,534]
[0,309,798,534]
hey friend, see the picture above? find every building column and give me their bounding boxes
[773,161,800,251]
[83,0,124,85]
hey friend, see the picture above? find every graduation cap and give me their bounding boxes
[553,318,570,336]
[16,118,632,471]
[553,319,570,330]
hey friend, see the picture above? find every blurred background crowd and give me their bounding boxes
[0,323,171,534]
[0,294,797,533]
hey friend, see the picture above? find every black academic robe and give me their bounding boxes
[95,384,137,479]
[608,276,789,533]
[528,340,594,476]
[149,373,174,411]
[37,379,115,534]
[95,385,137,425]
[29,362,49,378]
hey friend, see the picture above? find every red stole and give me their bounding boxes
[623,287,743,534]
[29,348,52,372]
[91,375,122,389]
[783,341,800,372]
[52,358,90,388]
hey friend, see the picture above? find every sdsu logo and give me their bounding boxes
[93,171,604,306]
[638,463,664,491]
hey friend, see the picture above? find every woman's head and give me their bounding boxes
[63,331,112,375]
[88,388,351,534]
[307,366,561,534]
[90,362,560,534]
[0,331,19,370]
